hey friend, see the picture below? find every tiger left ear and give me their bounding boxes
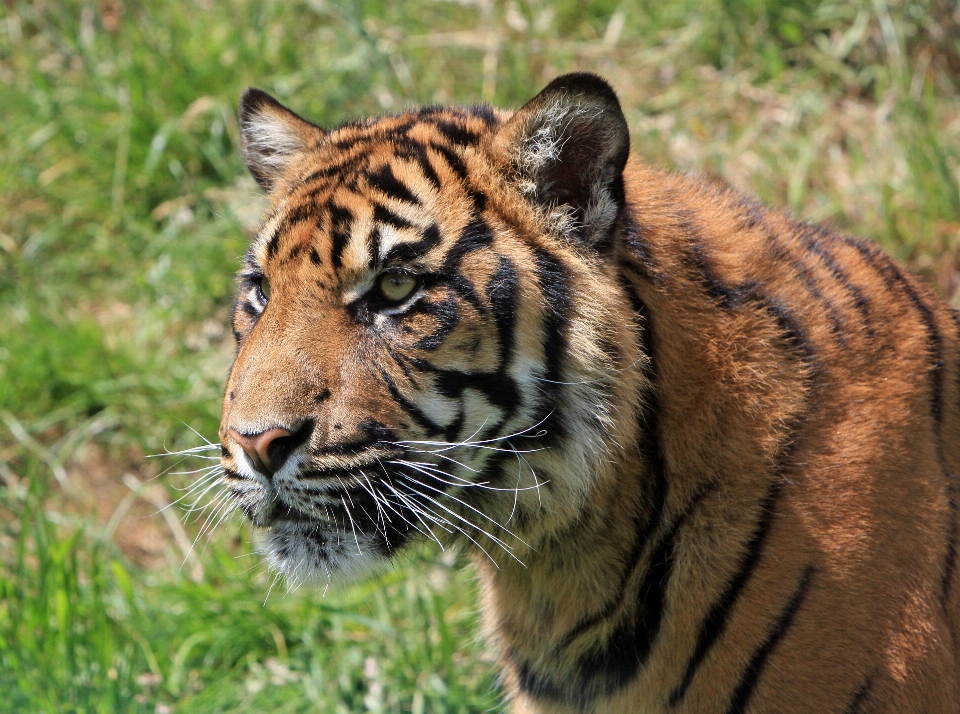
[239,88,326,193]
[493,73,630,246]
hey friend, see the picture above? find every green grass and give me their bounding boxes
[1,0,959,711]
[2,453,493,713]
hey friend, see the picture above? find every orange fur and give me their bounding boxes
[218,75,960,712]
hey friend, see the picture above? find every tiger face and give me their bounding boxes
[219,75,647,586]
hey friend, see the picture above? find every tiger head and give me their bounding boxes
[219,74,648,585]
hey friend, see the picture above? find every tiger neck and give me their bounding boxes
[473,448,659,672]
[466,233,662,702]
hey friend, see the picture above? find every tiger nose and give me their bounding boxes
[228,427,294,475]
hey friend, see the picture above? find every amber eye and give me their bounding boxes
[377,271,418,303]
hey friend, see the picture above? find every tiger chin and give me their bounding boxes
[216,73,960,713]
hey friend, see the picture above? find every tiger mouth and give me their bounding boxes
[223,445,504,564]
[225,454,440,531]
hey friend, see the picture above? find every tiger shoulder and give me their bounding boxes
[216,72,960,713]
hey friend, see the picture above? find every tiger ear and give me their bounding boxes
[494,73,630,246]
[239,89,326,193]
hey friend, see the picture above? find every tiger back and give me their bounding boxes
[218,73,960,713]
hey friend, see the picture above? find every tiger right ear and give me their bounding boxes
[239,89,326,193]
[493,73,630,246]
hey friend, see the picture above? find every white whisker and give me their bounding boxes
[341,495,363,555]
[393,412,554,451]
[391,459,545,494]
[398,471,529,548]
[398,481,526,565]
[155,470,224,514]
[402,490,508,568]
[378,477,447,549]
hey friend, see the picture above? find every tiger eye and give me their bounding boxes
[378,272,418,303]
[259,276,271,301]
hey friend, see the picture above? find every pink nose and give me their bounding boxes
[228,427,293,474]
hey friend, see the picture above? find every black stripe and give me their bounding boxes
[517,484,712,707]
[431,142,467,180]
[724,565,815,714]
[438,258,522,490]
[669,481,782,706]
[468,188,487,213]
[574,484,716,694]
[487,255,519,366]
[734,195,765,230]
[367,163,421,205]
[942,484,959,607]
[298,149,370,187]
[946,312,960,606]
[944,312,960,606]
[269,202,316,258]
[441,407,466,444]
[442,217,494,271]
[687,239,760,310]
[329,204,353,271]
[447,273,484,311]
[796,225,873,335]
[384,344,419,388]
[379,119,416,140]
[265,227,282,260]
[404,144,443,191]
[414,106,445,119]
[768,237,848,348]
[368,226,381,269]
[554,500,658,651]
[556,285,667,653]
[432,119,481,146]
[842,238,955,604]
[384,223,442,264]
[556,461,667,652]
[682,218,760,311]
[411,360,521,423]
[511,655,569,702]
[686,238,817,368]
[762,295,817,367]
[843,237,943,430]
[309,247,323,265]
[282,242,307,264]
[468,103,498,125]
[376,367,444,437]
[373,202,412,231]
[533,247,571,440]
[620,214,667,286]
[412,295,460,350]
[844,673,875,714]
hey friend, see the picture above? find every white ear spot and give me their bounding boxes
[244,116,309,172]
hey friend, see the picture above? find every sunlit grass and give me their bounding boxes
[1,454,495,713]
[1,0,958,711]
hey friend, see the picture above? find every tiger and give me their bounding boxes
[217,72,960,713]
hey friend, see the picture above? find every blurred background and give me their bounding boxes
[1,0,958,711]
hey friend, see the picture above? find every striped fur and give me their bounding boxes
[219,75,960,713]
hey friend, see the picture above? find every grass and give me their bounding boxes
[3,452,493,713]
[1,0,959,711]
